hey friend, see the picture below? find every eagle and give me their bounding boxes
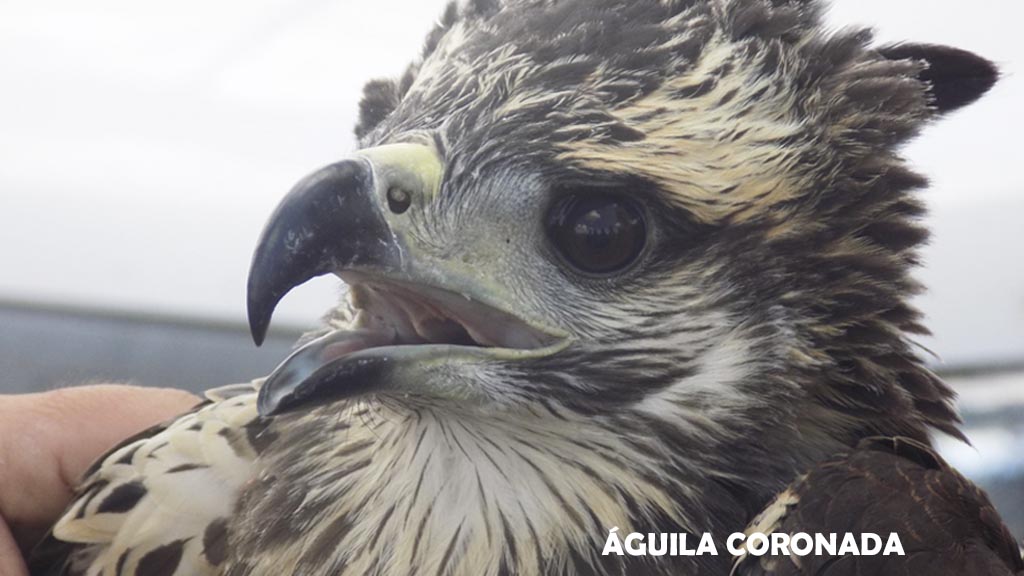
[27,0,1020,575]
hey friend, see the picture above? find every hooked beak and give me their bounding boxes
[247,143,440,346]
[247,144,567,417]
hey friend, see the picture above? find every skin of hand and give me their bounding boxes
[0,385,199,576]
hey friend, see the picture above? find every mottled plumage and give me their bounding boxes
[28,0,1013,575]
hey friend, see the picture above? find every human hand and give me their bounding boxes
[0,385,199,576]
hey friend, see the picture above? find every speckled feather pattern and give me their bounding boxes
[29,0,1012,574]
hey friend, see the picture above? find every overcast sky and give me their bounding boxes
[0,0,1021,366]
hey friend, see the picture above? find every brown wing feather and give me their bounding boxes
[733,436,1024,576]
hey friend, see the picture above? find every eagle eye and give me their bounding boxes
[546,193,646,275]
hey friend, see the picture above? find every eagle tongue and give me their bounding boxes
[257,328,395,416]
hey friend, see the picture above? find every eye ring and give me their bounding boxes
[545,193,647,276]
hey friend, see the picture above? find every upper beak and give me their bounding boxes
[247,143,439,346]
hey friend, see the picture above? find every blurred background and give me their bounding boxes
[0,0,1021,539]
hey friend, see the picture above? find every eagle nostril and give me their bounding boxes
[386,187,412,214]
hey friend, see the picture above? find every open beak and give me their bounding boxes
[247,144,567,417]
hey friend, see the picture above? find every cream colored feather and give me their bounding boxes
[52,383,260,575]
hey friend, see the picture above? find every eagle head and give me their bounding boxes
[241,0,998,572]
